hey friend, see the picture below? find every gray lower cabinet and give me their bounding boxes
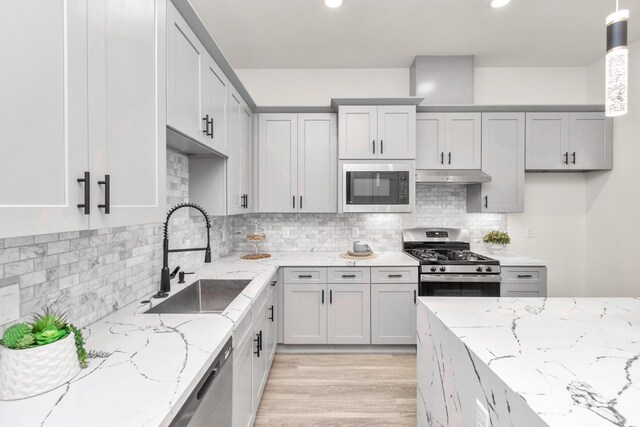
[371,283,418,345]
[500,267,548,297]
[467,113,525,213]
[232,316,253,427]
[526,112,612,171]
[252,303,268,413]
[327,284,371,344]
[265,286,278,364]
[283,283,327,344]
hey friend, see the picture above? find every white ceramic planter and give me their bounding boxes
[0,332,80,400]
[488,243,508,254]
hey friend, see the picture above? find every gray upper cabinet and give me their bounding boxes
[468,113,525,213]
[240,105,254,212]
[0,0,89,238]
[87,0,166,229]
[227,89,243,215]
[258,113,337,213]
[416,113,481,169]
[167,3,229,156]
[526,112,612,171]
[339,106,416,160]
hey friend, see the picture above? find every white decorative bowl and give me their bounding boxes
[488,244,507,254]
[0,332,81,400]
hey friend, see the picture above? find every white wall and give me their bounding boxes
[584,40,640,297]
[237,66,591,297]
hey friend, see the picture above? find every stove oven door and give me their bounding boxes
[419,275,501,297]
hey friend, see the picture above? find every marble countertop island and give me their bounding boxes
[0,251,417,427]
[417,297,640,427]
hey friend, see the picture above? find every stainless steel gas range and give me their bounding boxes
[402,228,501,297]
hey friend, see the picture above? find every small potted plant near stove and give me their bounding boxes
[483,230,511,254]
[0,308,88,400]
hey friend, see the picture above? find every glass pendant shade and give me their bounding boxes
[605,9,629,117]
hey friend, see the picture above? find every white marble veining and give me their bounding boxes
[417,297,640,427]
[0,251,415,426]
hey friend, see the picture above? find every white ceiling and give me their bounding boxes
[190,0,639,69]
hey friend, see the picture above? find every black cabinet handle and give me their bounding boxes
[484,195,488,208]
[517,274,533,278]
[414,290,417,304]
[77,171,90,215]
[98,174,110,214]
[209,117,214,139]
[298,274,312,279]
[293,195,296,209]
[448,152,452,165]
[300,196,302,210]
[341,274,356,278]
[254,333,261,357]
[372,140,376,154]
[380,140,384,154]
[388,274,403,278]
[440,152,444,165]
[321,289,325,304]
[259,330,263,351]
[202,115,211,137]
[329,289,333,304]
[571,152,576,165]
[271,280,277,287]
[564,152,569,165]
[269,305,274,322]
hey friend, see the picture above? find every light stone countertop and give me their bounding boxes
[419,297,640,427]
[0,251,417,427]
[471,246,548,267]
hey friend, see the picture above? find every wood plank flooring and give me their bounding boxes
[254,354,417,426]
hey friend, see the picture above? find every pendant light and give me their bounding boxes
[605,1,629,117]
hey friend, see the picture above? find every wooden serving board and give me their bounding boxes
[340,252,377,260]
[242,253,271,260]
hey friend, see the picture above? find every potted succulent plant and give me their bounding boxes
[0,309,88,400]
[483,230,511,253]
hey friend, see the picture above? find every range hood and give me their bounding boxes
[415,169,491,184]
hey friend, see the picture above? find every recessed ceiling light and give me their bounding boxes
[491,0,511,8]
[325,0,343,8]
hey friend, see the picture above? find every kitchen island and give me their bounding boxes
[417,297,640,427]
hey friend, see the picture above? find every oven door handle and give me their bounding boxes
[421,274,502,283]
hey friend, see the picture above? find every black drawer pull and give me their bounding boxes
[388,274,403,278]
[414,290,417,304]
[517,274,533,279]
[98,174,110,214]
[298,274,313,278]
[321,289,325,304]
[329,290,333,304]
[254,333,261,357]
[341,274,356,278]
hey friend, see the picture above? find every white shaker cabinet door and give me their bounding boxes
[201,56,229,155]
[445,113,482,169]
[416,113,447,169]
[327,283,371,345]
[240,105,253,212]
[167,3,205,143]
[258,114,298,213]
[0,0,89,238]
[568,113,613,170]
[371,283,417,345]
[525,113,570,170]
[232,335,254,427]
[87,0,166,228]
[297,114,338,213]
[265,287,278,365]
[283,283,327,344]
[227,89,243,215]
[377,106,416,160]
[252,305,268,409]
[338,106,378,159]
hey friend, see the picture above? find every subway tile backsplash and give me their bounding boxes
[0,158,505,331]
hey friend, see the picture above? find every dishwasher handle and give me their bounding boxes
[196,367,218,401]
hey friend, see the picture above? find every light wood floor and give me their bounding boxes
[254,353,417,426]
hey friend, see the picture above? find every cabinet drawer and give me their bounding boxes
[371,267,418,284]
[327,267,370,284]
[501,267,547,284]
[501,282,547,298]
[284,267,327,284]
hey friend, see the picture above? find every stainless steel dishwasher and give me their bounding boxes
[170,337,233,427]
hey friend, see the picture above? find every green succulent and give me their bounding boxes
[68,324,87,369]
[34,325,68,346]
[2,323,32,349]
[15,333,36,349]
[483,230,511,245]
[31,308,68,333]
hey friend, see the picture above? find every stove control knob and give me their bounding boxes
[430,267,437,272]
[485,267,493,272]
[476,266,483,272]
[440,267,446,272]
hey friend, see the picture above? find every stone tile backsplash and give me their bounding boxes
[233,185,507,253]
[0,165,505,331]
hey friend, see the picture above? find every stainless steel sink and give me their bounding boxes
[145,279,251,314]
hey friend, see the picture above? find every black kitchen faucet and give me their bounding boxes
[154,203,211,298]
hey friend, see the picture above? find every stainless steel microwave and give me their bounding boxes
[342,163,414,213]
